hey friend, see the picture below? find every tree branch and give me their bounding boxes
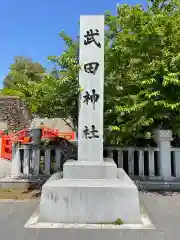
[62,118,75,132]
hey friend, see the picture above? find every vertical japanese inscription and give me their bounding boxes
[78,16,104,162]
[84,62,99,75]
[82,27,101,138]
[83,125,99,139]
[83,89,99,110]
[84,29,101,48]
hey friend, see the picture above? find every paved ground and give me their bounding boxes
[0,191,180,240]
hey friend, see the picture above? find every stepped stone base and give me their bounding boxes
[63,158,117,179]
[39,164,141,224]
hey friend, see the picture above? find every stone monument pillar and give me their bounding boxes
[63,15,117,179]
[78,15,104,163]
[39,15,141,224]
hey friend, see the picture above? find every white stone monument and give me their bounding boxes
[39,15,141,224]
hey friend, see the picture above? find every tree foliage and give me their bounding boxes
[1,57,46,113]
[46,31,80,129]
[44,0,180,144]
[1,36,79,130]
[3,56,45,88]
[104,0,180,144]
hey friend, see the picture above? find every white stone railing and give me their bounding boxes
[11,143,76,178]
[170,148,180,179]
[105,147,160,180]
[105,146,180,181]
[11,136,180,182]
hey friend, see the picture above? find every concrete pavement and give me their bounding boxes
[0,191,180,240]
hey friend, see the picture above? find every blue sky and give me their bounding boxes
[0,0,146,87]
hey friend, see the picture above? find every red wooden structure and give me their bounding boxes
[0,127,75,161]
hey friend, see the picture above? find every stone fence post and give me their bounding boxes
[11,143,21,177]
[154,130,173,181]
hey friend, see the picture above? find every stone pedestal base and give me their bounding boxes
[39,168,141,224]
[63,158,117,179]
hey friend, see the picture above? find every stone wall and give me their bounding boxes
[0,96,32,132]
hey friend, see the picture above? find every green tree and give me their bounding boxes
[104,0,180,144]
[44,31,80,129]
[1,56,46,114]
[46,0,180,144]
[3,56,45,88]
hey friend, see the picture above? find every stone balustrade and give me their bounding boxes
[10,130,180,182]
[11,143,76,177]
